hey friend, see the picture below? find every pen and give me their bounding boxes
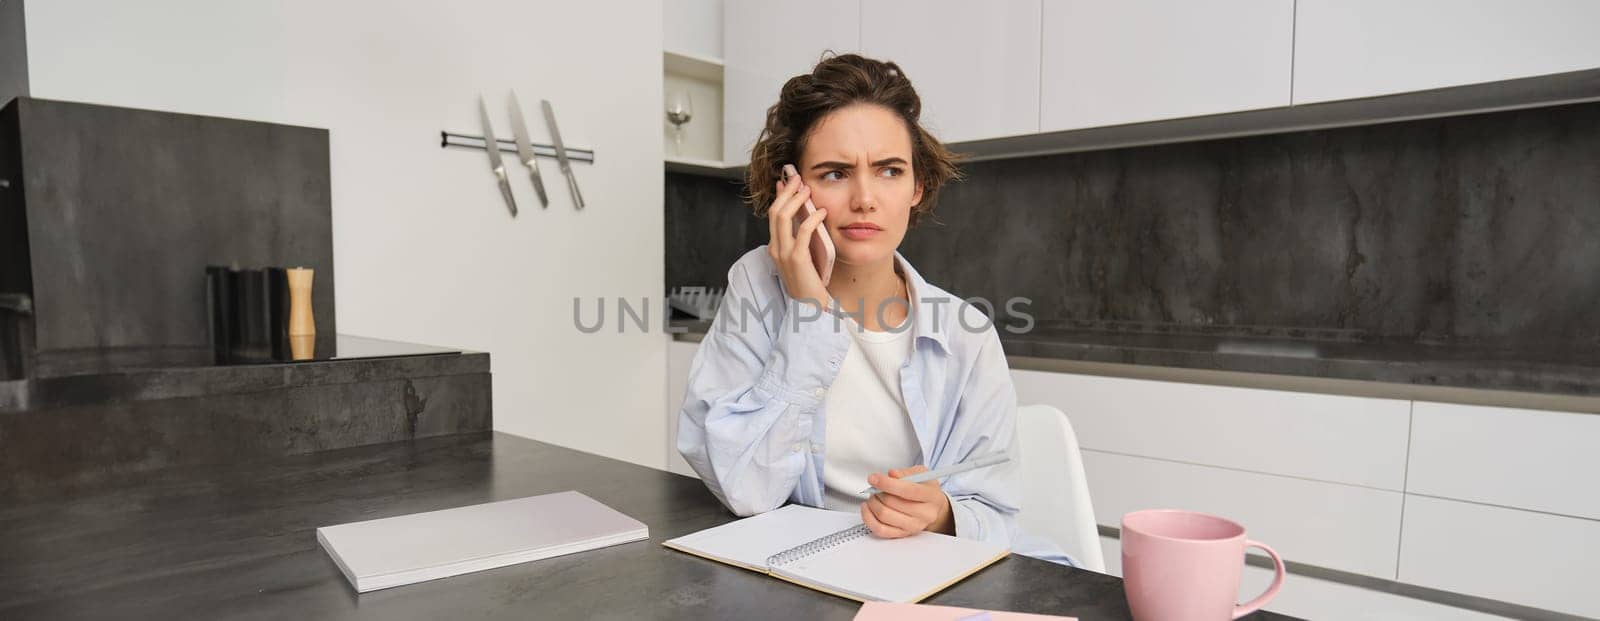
[858,451,1012,495]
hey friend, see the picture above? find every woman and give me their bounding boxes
[677,54,1061,561]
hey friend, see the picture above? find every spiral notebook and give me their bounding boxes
[663,504,1008,603]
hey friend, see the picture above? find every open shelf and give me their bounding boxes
[664,155,743,179]
[664,49,724,83]
[663,48,729,175]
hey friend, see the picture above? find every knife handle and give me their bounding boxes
[528,171,550,208]
[565,171,585,210]
[497,180,519,217]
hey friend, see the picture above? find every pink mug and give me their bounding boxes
[1121,510,1285,620]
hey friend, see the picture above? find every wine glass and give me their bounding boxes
[666,90,694,156]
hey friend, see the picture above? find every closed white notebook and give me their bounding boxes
[664,504,1008,603]
[317,490,649,592]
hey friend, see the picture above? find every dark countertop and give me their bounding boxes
[668,318,1600,402]
[1002,327,1600,396]
[0,334,484,413]
[0,431,1292,620]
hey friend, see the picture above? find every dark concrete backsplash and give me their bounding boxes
[666,101,1600,347]
[0,0,27,107]
[2,98,335,376]
[664,172,766,292]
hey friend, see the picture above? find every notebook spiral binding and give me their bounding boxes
[765,524,872,567]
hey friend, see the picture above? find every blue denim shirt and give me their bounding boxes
[677,247,1072,565]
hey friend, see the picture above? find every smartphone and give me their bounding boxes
[782,164,836,286]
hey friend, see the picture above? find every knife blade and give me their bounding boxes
[506,90,549,208]
[477,95,519,217]
[540,99,585,210]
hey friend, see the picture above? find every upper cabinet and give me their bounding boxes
[1039,0,1293,132]
[712,1,1600,167]
[861,0,1042,144]
[1293,0,1600,105]
[722,0,860,168]
[663,0,725,60]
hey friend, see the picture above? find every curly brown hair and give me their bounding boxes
[745,53,961,226]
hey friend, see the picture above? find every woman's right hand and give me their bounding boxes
[767,170,831,310]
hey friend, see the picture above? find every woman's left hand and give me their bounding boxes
[860,466,955,538]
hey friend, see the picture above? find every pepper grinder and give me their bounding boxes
[286,267,316,360]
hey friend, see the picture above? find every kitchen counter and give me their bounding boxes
[0,334,478,413]
[0,334,491,501]
[669,319,1600,410]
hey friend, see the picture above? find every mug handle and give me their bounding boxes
[1232,539,1285,619]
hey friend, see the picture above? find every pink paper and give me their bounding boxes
[853,602,1075,621]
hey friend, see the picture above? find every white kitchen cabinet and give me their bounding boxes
[1408,401,1600,520]
[1293,0,1600,105]
[721,0,860,168]
[666,339,700,477]
[663,0,724,61]
[860,0,1041,143]
[1039,0,1293,132]
[1083,450,1404,578]
[1011,369,1411,490]
[1400,495,1600,618]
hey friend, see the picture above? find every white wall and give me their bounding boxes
[21,0,669,468]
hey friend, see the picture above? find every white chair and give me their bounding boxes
[1015,403,1106,572]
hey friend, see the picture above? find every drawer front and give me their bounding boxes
[1013,369,1410,489]
[1083,449,1402,578]
[1399,495,1600,618]
[1409,401,1600,519]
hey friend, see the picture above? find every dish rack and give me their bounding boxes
[668,286,724,321]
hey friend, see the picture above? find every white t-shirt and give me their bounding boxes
[820,314,921,511]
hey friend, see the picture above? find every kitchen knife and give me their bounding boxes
[540,99,585,209]
[477,95,519,217]
[506,90,550,208]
